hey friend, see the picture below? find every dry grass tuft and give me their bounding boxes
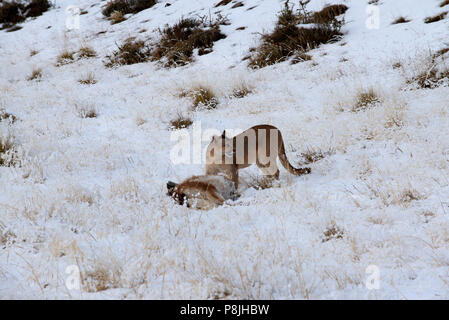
[187,86,219,110]
[232,83,253,98]
[102,0,157,18]
[109,10,126,24]
[424,12,447,24]
[105,37,151,67]
[56,50,75,66]
[84,267,122,292]
[291,51,312,64]
[0,134,18,167]
[248,2,345,68]
[30,49,39,57]
[170,113,193,129]
[75,103,98,118]
[392,16,410,24]
[441,0,449,7]
[0,223,16,246]
[151,16,227,67]
[409,67,449,89]
[299,147,334,165]
[77,46,97,59]
[78,72,97,85]
[0,110,16,123]
[322,224,344,242]
[27,68,42,81]
[310,4,348,24]
[352,89,381,112]
[248,175,277,190]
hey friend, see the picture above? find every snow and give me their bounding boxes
[0,0,448,299]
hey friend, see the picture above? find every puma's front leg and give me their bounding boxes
[230,165,239,191]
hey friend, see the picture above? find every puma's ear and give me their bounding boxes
[222,130,226,138]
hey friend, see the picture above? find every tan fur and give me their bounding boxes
[206,125,311,189]
[167,175,237,210]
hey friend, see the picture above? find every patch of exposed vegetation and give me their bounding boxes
[170,114,193,130]
[352,89,381,112]
[151,16,227,67]
[102,0,157,18]
[0,134,18,167]
[322,224,344,242]
[104,37,151,67]
[392,16,410,24]
[248,1,346,68]
[424,12,447,24]
[78,72,97,85]
[0,0,51,29]
[27,68,42,81]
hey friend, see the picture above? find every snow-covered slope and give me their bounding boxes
[0,0,448,299]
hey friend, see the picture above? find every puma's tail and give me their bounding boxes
[277,132,311,176]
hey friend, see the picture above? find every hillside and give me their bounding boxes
[0,0,449,299]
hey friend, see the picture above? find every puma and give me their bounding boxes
[205,124,311,189]
[167,175,238,210]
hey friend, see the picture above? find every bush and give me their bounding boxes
[151,16,227,67]
[170,114,193,129]
[310,4,348,24]
[441,0,449,8]
[0,0,51,28]
[102,0,157,18]
[104,37,151,67]
[248,2,345,68]
[182,86,218,110]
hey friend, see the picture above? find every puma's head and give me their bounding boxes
[206,130,233,164]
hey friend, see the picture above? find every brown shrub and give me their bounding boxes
[410,67,449,89]
[352,89,381,112]
[56,50,75,66]
[102,0,157,17]
[322,225,344,242]
[170,114,193,129]
[151,17,227,67]
[0,110,16,123]
[232,83,253,98]
[298,147,334,165]
[104,37,151,67]
[248,2,345,68]
[0,134,17,167]
[77,46,97,58]
[109,10,126,24]
[0,0,51,27]
[392,16,410,24]
[190,86,218,110]
[27,68,42,81]
[311,4,348,24]
[441,0,449,7]
[424,12,447,24]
